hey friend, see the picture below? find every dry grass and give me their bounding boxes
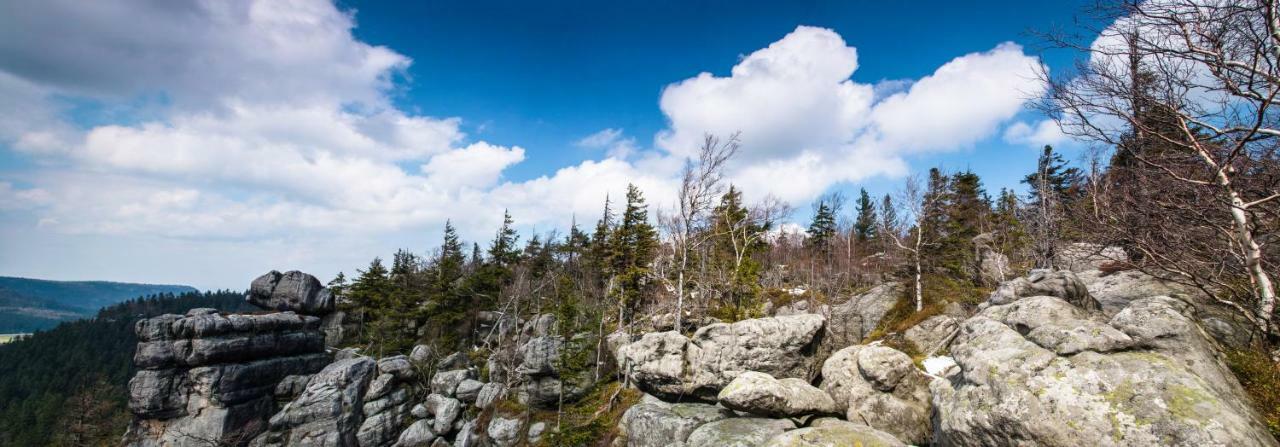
[1226,349,1280,439]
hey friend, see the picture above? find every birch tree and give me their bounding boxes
[665,133,738,331]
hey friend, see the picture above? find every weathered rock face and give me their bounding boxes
[617,395,736,447]
[247,270,336,316]
[818,345,932,445]
[824,282,902,350]
[123,309,330,446]
[988,270,1100,312]
[973,232,1011,285]
[761,420,905,447]
[1059,242,1128,272]
[716,371,838,418]
[616,314,826,400]
[685,418,795,447]
[932,295,1278,446]
[903,314,959,354]
[251,357,377,447]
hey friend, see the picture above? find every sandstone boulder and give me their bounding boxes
[931,295,1277,446]
[988,270,1100,311]
[617,395,735,447]
[253,357,377,447]
[716,371,837,417]
[824,282,902,349]
[616,314,825,400]
[246,270,335,315]
[762,420,905,447]
[685,418,795,447]
[903,314,959,354]
[818,345,932,445]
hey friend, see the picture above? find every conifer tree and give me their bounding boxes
[807,201,837,252]
[854,188,878,244]
[708,185,766,319]
[611,184,658,323]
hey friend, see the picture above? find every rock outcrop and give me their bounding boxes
[903,314,959,354]
[716,371,838,418]
[1059,242,1128,272]
[247,270,336,316]
[123,309,330,446]
[818,345,932,445]
[616,314,825,400]
[988,269,1100,311]
[932,294,1278,446]
[761,420,905,447]
[824,283,901,350]
[617,395,736,447]
[685,418,795,447]
[251,357,376,446]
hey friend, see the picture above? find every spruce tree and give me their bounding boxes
[611,184,658,322]
[708,186,766,319]
[807,201,837,252]
[854,188,878,244]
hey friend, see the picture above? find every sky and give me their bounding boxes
[0,0,1103,290]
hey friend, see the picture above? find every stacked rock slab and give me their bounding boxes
[123,270,336,447]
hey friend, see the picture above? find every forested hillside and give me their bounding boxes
[0,276,197,332]
[0,291,249,446]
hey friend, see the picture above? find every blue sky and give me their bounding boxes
[0,0,1103,289]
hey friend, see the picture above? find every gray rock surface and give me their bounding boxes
[246,270,336,315]
[616,314,825,400]
[251,357,377,447]
[903,314,959,354]
[431,369,473,396]
[988,270,1100,311]
[824,282,902,349]
[716,371,837,417]
[685,418,795,447]
[486,416,524,447]
[395,419,437,446]
[475,382,506,410]
[424,393,462,435]
[1059,243,1127,272]
[762,420,906,447]
[454,379,483,403]
[618,396,735,447]
[123,310,330,446]
[818,345,932,445]
[932,295,1278,446]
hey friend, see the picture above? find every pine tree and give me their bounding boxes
[941,170,991,281]
[1023,145,1083,204]
[488,210,521,267]
[854,188,878,244]
[807,201,837,252]
[708,186,766,319]
[589,196,616,281]
[611,184,658,322]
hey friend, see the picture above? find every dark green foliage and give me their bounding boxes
[807,200,837,252]
[707,186,767,321]
[1023,145,1083,204]
[0,291,248,446]
[854,188,878,244]
[611,184,659,323]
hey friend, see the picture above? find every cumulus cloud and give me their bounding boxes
[0,8,1047,286]
[1003,119,1067,148]
[655,26,1044,202]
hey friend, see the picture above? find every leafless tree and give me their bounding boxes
[886,174,940,312]
[1042,0,1280,335]
[663,133,739,330]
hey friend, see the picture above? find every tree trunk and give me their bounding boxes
[1227,185,1277,334]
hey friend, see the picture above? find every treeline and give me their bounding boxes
[0,291,249,446]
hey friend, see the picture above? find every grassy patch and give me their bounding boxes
[533,382,641,447]
[1225,349,1280,438]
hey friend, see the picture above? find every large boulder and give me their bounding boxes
[616,314,825,400]
[617,395,735,447]
[761,420,905,447]
[246,270,335,316]
[1077,269,1259,349]
[824,283,902,350]
[487,415,524,447]
[932,295,1278,446]
[818,345,932,445]
[685,418,795,447]
[716,371,838,418]
[903,314,959,354]
[988,270,1100,312]
[251,357,377,447]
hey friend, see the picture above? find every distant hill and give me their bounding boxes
[0,277,198,333]
[0,290,251,446]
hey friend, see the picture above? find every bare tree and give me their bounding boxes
[1043,0,1280,335]
[664,133,739,331]
[886,174,941,312]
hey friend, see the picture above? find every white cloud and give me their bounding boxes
[576,128,639,159]
[0,13,1048,287]
[1003,119,1067,148]
[655,26,1045,203]
[422,142,526,191]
